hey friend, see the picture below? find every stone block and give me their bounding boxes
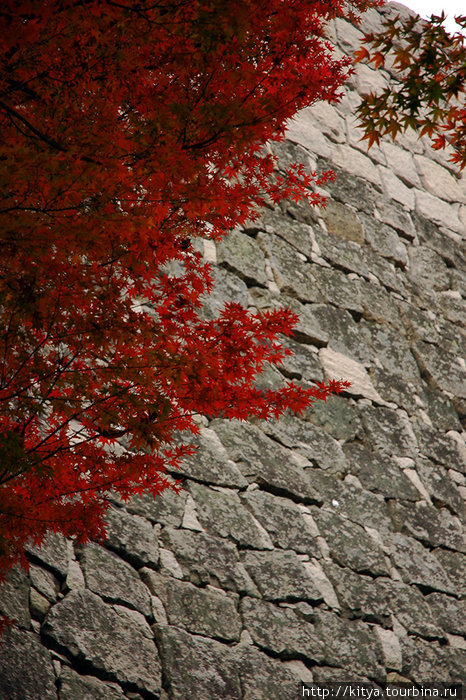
[26,531,69,578]
[414,154,466,203]
[211,418,315,501]
[217,228,268,286]
[176,427,248,487]
[104,505,159,568]
[143,571,241,641]
[308,395,363,442]
[408,246,450,291]
[257,233,323,303]
[0,627,57,700]
[381,142,421,188]
[386,533,456,594]
[126,484,187,528]
[240,597,324,662]
[154,625,242,699]
[320,347,384,404]
[78,543,152,617]
[360,405,418,458]
[426,592,466,637]
[389,500,464,552]
[310,506,389,575]
[160,527,258,595]
[58,667,126,700]
[241,489,321,555]
[186,481,273,549]
[42,590,161,696]
[319,199,365,243]
[313,265,364,312]
[241,549,323,602]
[432,548,466,597]
[262,413,348,472]
[415,190,463,233]
[0,565,31,629]
[343,444,421,500]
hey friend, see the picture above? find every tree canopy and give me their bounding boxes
[356,10,466,170]
[0,0,380,574]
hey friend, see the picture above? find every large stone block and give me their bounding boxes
[42,590,161,696]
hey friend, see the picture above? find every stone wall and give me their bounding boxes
[1,3,465,698]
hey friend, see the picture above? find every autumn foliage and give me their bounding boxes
[356,11,466,170]
[0,0,372,574]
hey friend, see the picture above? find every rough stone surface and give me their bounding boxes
[42,590,161,696]
[2,4,465,694]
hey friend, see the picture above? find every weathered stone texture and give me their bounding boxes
[1,3,465,695]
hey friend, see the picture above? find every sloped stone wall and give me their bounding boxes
[1,3,465,698]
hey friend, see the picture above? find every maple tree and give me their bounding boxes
[0,0,376,576]
[356,10,466,170]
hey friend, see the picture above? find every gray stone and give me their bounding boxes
[400,636,466,683]
[311,303,371,364]
[230,645,300,699]
[363,247,408,296]
[154,624,241,699]
[416,457,464,516]
[258,233,323,303]
[29,564,60,603]
[279,336,324,382]
[431,549,466,597]
[324,563,441,637]
[143,571,241,641]
[317,158,379,215]
[104,505,159,568]
[360,404,418,458]
[387,533,456,594]
[369,367,421,414]
[408,246,450,291]
[240,596,324,662]
[312,265,363,313]
[284,297,329,346]
[211,418,316,501]
[262,413,348,472]
[0,627,57,700]
[199,265,250,319]
[126,486,187,528]
[58,667,126,700]
[241,549,323,602]
[42,590,161,696]
[175,428,247,487]
[261,209,314,256]
[414,420,466,472]
[360,322,420,381]
[241,489,320,555]
[375,197,416,238]
[389,500,464,552]
[319,199,365,243]
[307,395,362,442]
[26,531,69,578]
[304,467,391,532]
[186,481,272,548]
[310,507,388,575]
[426,592,466,637]
[217,228,268,286]
[314,227,370,278]
[357,279,401,326]
[413,341,466,400]
[312,609,385,681]
[0,565,31,629]
[361,216,408,268]
[413,213,465,268]
[78,543,152,616]
[397,300,443,345]
[160,527,258,595]
[343,444,420,500]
